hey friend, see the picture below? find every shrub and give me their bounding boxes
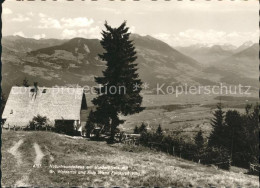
[133,125,139,134]
[201,147,231,170]
[138,130,231,170]
[161,135,174,154]
[26,115,50,131]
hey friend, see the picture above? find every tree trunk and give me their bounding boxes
[109,116,118,143]
[110,124,116,143]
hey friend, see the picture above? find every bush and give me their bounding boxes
[161,135,174,154]
[133,125,139,134]
[139,130,231,170]
[136,103,259,171]
[26,115,50,131]
[139,132,153,147]
[201,147,231,170]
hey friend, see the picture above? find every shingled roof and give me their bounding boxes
[2,86,87,128]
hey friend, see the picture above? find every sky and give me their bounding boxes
[2,0,259,47]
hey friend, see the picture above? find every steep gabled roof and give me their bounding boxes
[2,86,86,127]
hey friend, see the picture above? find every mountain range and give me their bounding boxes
[175,41,255,65]
[1,35,258,95]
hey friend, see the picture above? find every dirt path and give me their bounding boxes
[13,142,44,187]
[8,139,30,186]
[14,175,29,187]
[33,142,45,165]
[8,139,24,166]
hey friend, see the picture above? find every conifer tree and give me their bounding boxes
[243,103,259,164]
[195,130,204,149]
[225,110,242,161]
[133,125,139,134]
[156,124,163,135]
[208,102,226,147]
[92,21,144,143]
[139,122,147,133]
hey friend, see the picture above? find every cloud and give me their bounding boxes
[61,29,77,38]
[153,33,171,41]
[61,17,94,28]
[39,13,46,18]
[12,14,31,22]
[26,12,34,17]
[3,8,12,15]
[78,26,101,38]
[13,31,26,38]
[61,26,101,39]
[13,31,45,40]
[38,16,61,29]
[153,29,259,47]
[38,14,95,29]
[129,26,136,33]
[33,34,46,40]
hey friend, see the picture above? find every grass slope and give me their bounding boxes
[2,131,258,187]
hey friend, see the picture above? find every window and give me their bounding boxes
[10,110,13,114]
[42,89,47,93]
[30,88,35,92]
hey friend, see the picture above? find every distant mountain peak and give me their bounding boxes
[144,35,158,40]
[241,41,254,47]
[11,35,25,39]
[234,41,255,53]
[131,34,160,42]
[220,43,237,51]
[29,37,102,56]
[211,45,223,50]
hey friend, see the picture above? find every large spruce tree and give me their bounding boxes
[225,110,243,161]
[92,21,144,143]
[208,102,226,147]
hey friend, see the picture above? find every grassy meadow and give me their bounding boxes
[2,130,259,187]
[115,93,258,141]
[2,92,258,186]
